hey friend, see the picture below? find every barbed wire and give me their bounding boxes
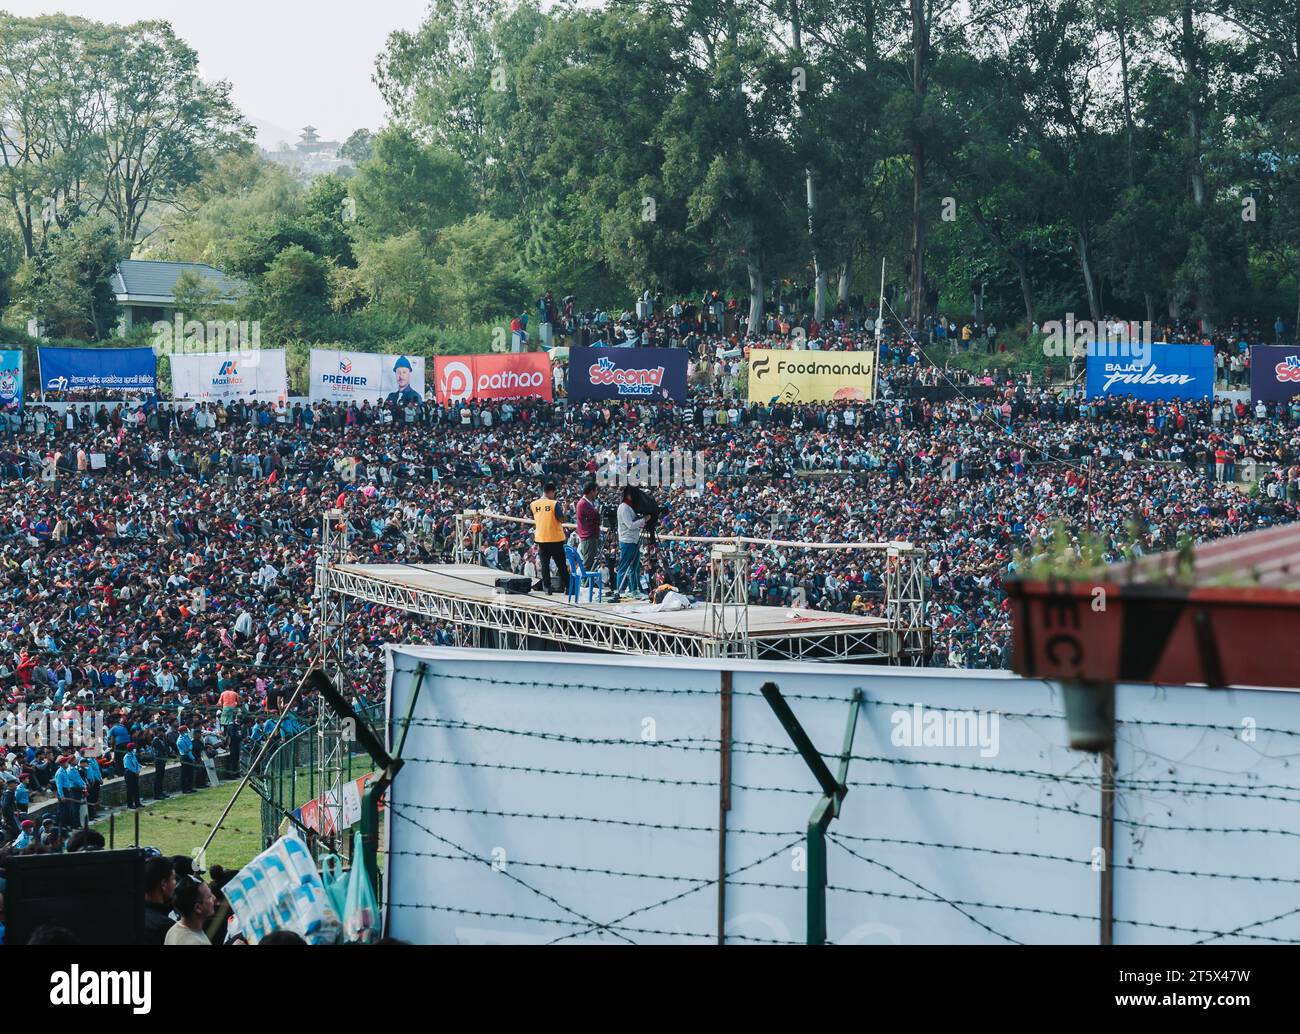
[545,835,806,946]
[827,833,1300,943]
[386,802,637,944]
[382,671,1300,737]
[383,902,800,944]
[388,800,792,838]
[826,833,1022,944]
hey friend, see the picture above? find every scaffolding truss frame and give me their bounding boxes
[327,562,926,664]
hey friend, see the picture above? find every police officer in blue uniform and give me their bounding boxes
[177,725,196,794]
[54,755,86,833]
[123,743,143,809]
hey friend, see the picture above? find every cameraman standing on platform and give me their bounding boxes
[529,480,570,595]
[613,486,648,601]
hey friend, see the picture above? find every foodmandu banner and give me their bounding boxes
[746,348,876,404]
[1085,344,1213,401]
[170,349,288,402]
[1250,345,1300,403]
[434,353,552,405]
[0,349,22,412]
[568,346,689,401]
[309,348,427,404]
[39,346,156,394]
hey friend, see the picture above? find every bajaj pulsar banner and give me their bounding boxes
[309,349,426,404]
[1085,343,1213,401]
[170,349,288,402]
[568,346,688,401]
[0,349,22,411]
[40,346,156,394]
[434,353,553,405]
[1250,344,1300,403]
[746,348,876,403]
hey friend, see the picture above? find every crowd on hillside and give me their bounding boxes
[532,287,1295,366]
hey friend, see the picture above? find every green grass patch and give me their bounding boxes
[93,777,263,870]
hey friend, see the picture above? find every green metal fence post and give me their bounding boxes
[759,681,864,945]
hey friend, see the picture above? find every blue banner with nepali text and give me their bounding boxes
[39,345,156,395]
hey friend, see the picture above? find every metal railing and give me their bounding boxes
[255,700,383,851]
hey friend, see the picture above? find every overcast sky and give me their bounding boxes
[1,0,432,144]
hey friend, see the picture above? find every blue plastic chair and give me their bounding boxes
[565,544,604,603]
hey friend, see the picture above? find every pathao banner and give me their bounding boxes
[567,346,689,401]
[434,353,552,405]
[1250,344,1300,403]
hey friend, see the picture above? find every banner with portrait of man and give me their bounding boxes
[309,349,426,405]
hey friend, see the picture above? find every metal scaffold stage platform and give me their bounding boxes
[327,558,928,664]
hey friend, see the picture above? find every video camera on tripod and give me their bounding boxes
[602,486,661,545]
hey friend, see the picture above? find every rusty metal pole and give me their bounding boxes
[1100,744,1116,945]
[717,670,733,944]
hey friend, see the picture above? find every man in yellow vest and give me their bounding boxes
[529,480,570,595]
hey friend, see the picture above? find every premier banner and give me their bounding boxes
[1085,344,1213,401]
[746,348,876,404]
[40,346,156,395]
[170,349,288,402]
[434,353,552,405]
[1250,344,1300,403]
[568,346,688,401]
[309,348,426,404]
[0,349,22,411]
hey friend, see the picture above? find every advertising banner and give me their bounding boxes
[0,349,22,411]
[434,353,552,405]
[309,348,426,404]
[746,348,876,404]
[39,346,155,395]
[1085,344,1214,401]
[170,349,288,402]
[568,346,689,401]
[1250,345,1300,403]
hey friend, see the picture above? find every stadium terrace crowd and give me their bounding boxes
[0,300,1292,938]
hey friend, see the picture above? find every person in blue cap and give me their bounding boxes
[386,356,422,404]
[123,743,142,809]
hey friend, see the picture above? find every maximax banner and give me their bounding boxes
[40,346,155,394]
[434,353,553,405]
[1085,344,1213,401]
[1250,345,1300,403]
[170,349,287,402]
[568,346,688,401]
[747,348,876,403]
[309,348,426,405]
[0,350,22,411]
